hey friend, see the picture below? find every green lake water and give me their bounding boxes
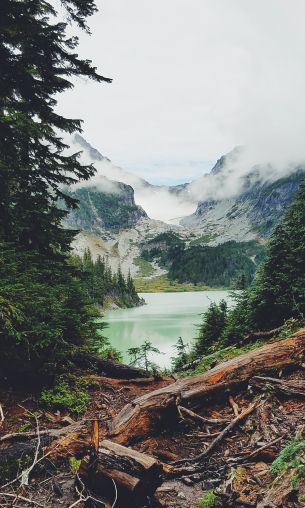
[104,291,233,368]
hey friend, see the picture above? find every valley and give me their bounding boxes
[65,135,304,289]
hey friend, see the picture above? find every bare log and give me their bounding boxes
[109,329,305,444]
[73,353,148,379]
[83,439,163,508]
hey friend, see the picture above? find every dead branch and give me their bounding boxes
[0,403,4,427]
[21,417,41,485]
[0,492,43,506]
[239,434,285,462]
[178,406,230,425]
[229,395,239,416]
[174,401,258,466]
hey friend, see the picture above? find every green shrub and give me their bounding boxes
[41,381,89,415]
[69,457,81,474]
[197,491,216,508]
[271,435,305,488]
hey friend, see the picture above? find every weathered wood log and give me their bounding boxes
[250,375,305,397]
[73,353,148,379]
[0,420,90,469]
[109,329,305,444]
[83,439,163,508]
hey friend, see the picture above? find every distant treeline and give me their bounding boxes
[71,248,141,308]
[141,233,266,288]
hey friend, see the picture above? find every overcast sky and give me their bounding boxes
[57,0,305,185]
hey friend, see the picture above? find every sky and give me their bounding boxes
[57,0,305,186]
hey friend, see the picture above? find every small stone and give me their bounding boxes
[177,492,186,499]
[181,477,194,486]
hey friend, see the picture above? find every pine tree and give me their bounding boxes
[194,300,228,356]
[248,181,305,329]
[0,1,111,380]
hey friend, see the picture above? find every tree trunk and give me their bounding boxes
[83,439,163,508]
[73,353,148,379]
[109,329,305,444]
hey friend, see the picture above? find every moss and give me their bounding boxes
[69,457,81,474]
[271,434,305,488]
[18,421,32,432]
[181,341,264,376]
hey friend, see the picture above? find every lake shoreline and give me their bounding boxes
[103,290,234,369]
[134,275,228,293]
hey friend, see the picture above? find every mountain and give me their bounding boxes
[65,135,305,281]
[182,167,305,244]
[65,183,147,231]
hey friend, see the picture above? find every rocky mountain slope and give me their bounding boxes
[65,135,305,278]
[182,166,305,245]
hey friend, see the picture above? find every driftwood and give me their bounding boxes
[83,439,163,508]
[109,330,305,444]
[250,375,305,397]
[74,353,148,379]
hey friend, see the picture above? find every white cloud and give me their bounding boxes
[57,1,305,196]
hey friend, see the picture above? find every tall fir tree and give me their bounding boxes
[0,0,111,381]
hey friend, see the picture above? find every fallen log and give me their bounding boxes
[83,439,163,508]
[250,375,305,397]
[73,353,148,379]
[109,329,305,444]
[0,420,89,469]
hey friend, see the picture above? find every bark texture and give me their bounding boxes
[109,330,305,444]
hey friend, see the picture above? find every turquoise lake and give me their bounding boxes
[104,291,233,368]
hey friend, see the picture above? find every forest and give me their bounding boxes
[142,234,266,288]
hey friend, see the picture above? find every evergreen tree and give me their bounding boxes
[194,300,228,356]
[172,337,188,370]
[221,179,305,346]
[0,0,111,380]
[248,182,305,329]
[127,341,163,372]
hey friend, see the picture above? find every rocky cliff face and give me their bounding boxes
[182,169,305,244]
[65,183,147,232]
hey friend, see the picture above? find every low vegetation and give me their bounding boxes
[134,256,155,277]
[134,274,213,292]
